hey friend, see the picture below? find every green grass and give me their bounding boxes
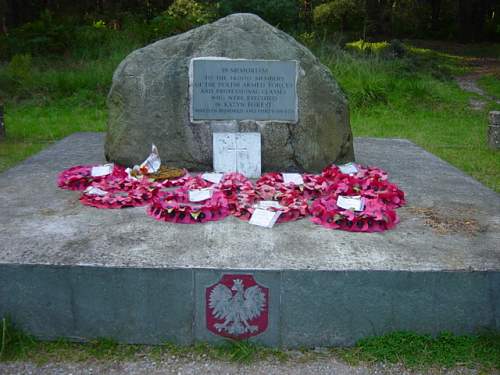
[0,98,106,172]
[316,44,500,192]
[1,319,499,370]
[336,331,500,370]
[478,74,500,99]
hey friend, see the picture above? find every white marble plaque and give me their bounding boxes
[190,58,298,122]
[213,132,261,178]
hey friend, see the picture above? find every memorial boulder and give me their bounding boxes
[105,13,354,172]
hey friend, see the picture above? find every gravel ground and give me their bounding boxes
[0,357,493,375]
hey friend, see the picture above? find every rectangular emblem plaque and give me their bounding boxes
[190,58,298,122]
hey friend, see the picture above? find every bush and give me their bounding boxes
[217,0,300,31]
[151,0,216,39]
[313,0,365,34]
[345,39,407,58]
[6,54,32,84]
[5,10,75,56]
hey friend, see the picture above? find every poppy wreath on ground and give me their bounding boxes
[309,195,399,232]
[302,173,330,199]
[321,174,405,210]
[147,188,230,224]
[359,175,406,209]
[58,162,406,232]
[233,185,309,224]
[321,164,388,181]
[217,172,254,213]
[256,172,327,200]
[321,165,405,209]
[256,172,303,197]
[57,164,127,191]
[181,175,215,190]
[80,177,159,209]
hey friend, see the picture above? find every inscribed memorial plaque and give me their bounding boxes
[190,58,298,122]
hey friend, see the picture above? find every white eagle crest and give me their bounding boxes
[209,278,266,335]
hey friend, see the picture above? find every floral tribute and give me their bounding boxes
[80,177,158,209]
[231,173,310,223]
[57,162,406,233]
[57,164,127,191]
[148,189,230,224]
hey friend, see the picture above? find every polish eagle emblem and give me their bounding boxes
[206,275,268,339]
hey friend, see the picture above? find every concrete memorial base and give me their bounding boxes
[0,133,498,347]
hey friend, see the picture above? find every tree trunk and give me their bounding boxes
[430,0,441,35]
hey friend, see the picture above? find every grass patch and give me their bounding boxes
[316,44,500,192]
[335,331,500,370]
[478,74,500,99]
[1,319,499,371]
[0,97,106,172]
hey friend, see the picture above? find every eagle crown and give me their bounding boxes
[231,279,244,291]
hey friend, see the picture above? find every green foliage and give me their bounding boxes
[151,0,216,39]
[217,0,300,31]
[345,39,407,58]
[346,40,390,55]
[6,54,32,83]
[295,31,318,49]
[5,10,75,56]
[313,0,365,34]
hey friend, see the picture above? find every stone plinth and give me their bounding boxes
[0,133,498,347]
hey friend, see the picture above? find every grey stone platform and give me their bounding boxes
[0,133,499,347]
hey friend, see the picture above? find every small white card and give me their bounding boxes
[249,208,282,228]
[337,195,364,211]
[188,188,213,202]
[84,186,107,196]
[255,200,283,210]
[201,172,224,184]
[140,144,161,173]
[91,164,114,177]
[338,162,358,175]
[282,173,304,185]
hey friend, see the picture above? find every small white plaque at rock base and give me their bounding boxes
[213,132,261,178]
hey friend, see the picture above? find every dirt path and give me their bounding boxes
[0,358,487,375]
[455,57,500,110]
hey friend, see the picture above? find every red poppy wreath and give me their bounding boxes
[80,177,158,209]
[147,188,230,224]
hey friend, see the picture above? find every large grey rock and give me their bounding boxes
[105,13,354,172]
